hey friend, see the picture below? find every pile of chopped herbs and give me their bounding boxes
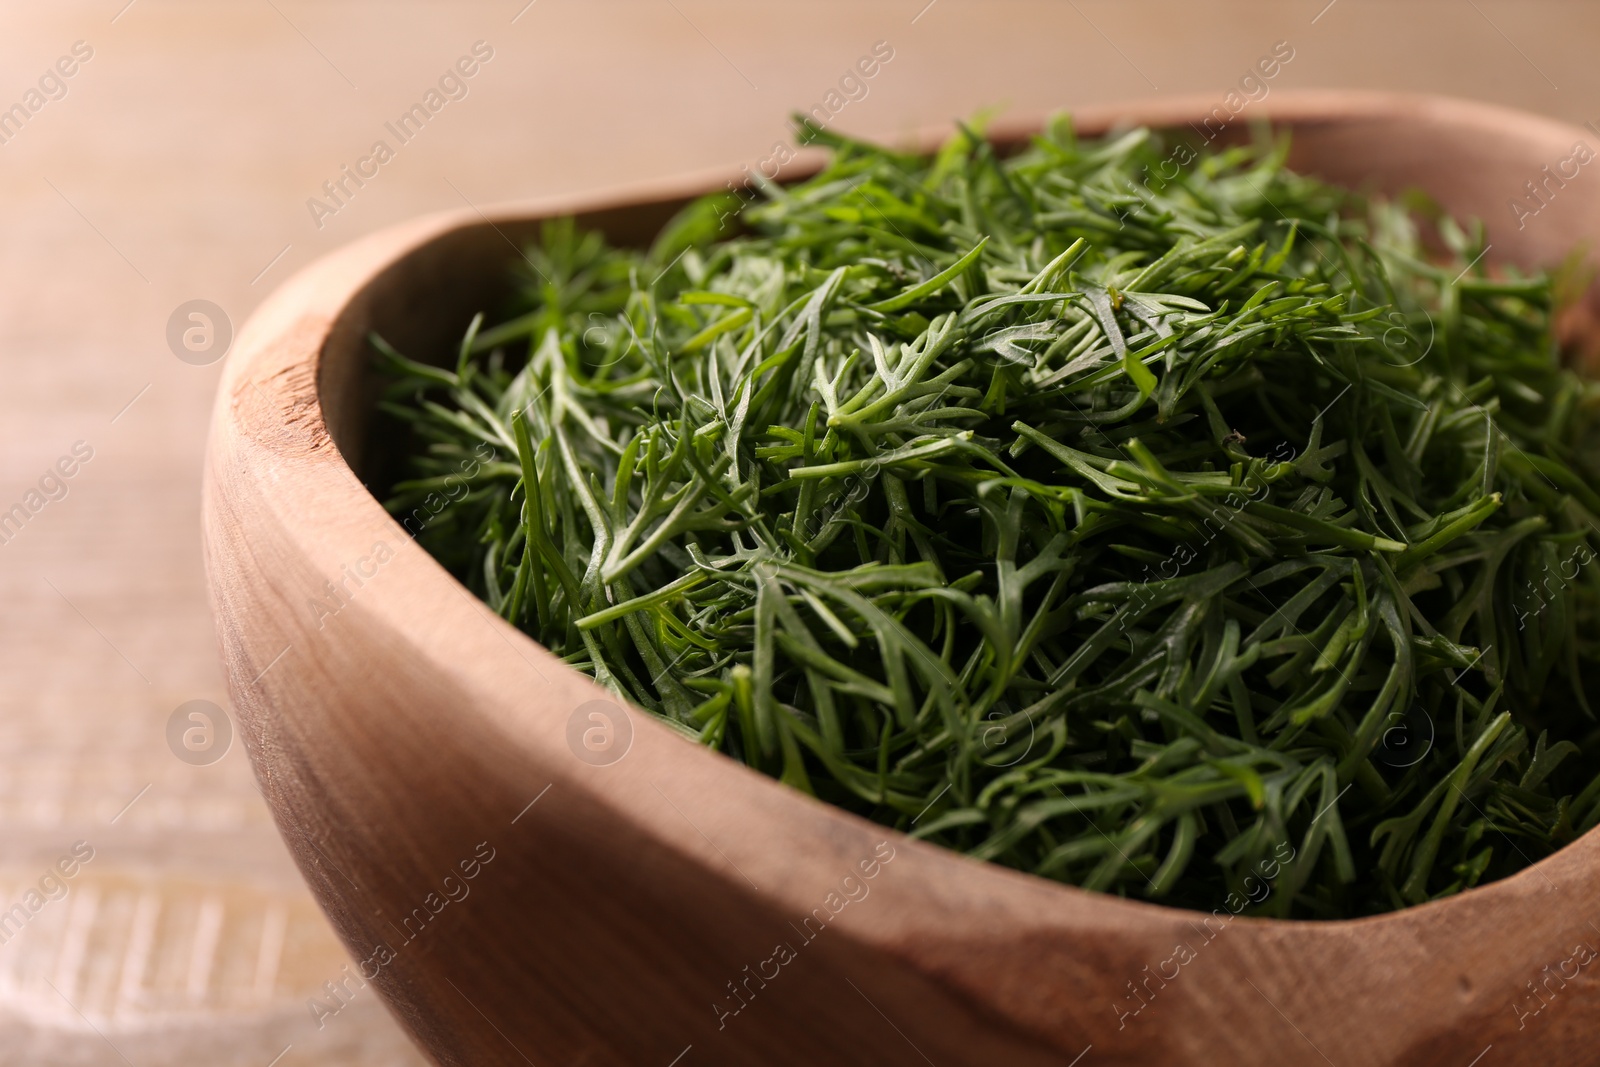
[375,116,1600,918]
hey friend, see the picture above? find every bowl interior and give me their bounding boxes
[321,197,695,494]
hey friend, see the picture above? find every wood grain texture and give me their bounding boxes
[7,2,1600,1062]
[204,92,1600,1067]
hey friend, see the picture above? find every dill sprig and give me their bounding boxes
[377,117,1600,918]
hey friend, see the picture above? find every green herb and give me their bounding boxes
[378,116,1600,918]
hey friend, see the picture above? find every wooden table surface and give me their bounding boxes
[0,2,1592,1063]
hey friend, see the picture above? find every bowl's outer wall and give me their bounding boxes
[203,93,1600,1067]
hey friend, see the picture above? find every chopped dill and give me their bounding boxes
[378,117,1600,918]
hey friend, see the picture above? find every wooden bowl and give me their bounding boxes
[203,92,1600,1067]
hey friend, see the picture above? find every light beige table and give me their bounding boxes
[0,2,1590,1062]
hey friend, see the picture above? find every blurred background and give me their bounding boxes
[0,1,1591,1062]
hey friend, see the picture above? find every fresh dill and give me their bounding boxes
[377,117,1600,918]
